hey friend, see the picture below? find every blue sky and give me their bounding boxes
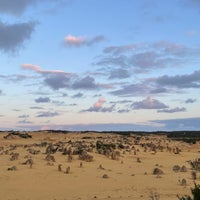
[0,0,200,131]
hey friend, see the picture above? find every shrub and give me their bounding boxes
[149,192,160,200]
[189,158,200,171]
[153,168,164,175]
[173,165,181,172]
[177,182,200,200]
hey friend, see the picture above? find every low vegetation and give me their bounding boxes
[177,183,200,200]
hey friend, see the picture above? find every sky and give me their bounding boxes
[0,0,200,131]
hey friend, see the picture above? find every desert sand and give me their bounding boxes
[0,131,199,200]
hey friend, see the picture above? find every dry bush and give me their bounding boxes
[189,158,200,171]
[67,154,73,162]
[173,165,181,172]
[180,165,187,172]
[181,178,187,186]
[177,182,200,200]
[79,152,93,162]
[7,166,17,171]
[22,158,33,165]
[65,166,70,174]
[10,153,19,161]
[149,192,160,200]
[153,168,164,175]
[191,171,197,180]
[58,164,62,172]
[45,154,56,162]
[102,174,109,179]
[99,164,105,170]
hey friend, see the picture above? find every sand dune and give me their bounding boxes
[0,131,199,200]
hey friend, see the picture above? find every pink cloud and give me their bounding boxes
[80,97,115,113]
[21,64,68,75]
[22,63,41,71]
[94,97,106,108]
[41,125,51,131]
[64,35,86,47]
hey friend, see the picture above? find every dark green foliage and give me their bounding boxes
[118,143,125,149]
[178,183,200,200]
[178,196,192,200]
[96,141,116,150]
[189,158,200,171]
[4,131,32,139]
[167,131,200,144]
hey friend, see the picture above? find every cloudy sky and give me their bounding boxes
[0,0,200,131]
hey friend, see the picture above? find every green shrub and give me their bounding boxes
[178,182,200,200]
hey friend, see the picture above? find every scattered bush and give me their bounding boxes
[79,151,93,162]
[177,182,200,200]
[153,168,164,175]
[173,165,181,172]
[102,174,109,179]
[189,158,200,171]
[149,191,160,200]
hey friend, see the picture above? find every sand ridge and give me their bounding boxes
[0,131,199,200]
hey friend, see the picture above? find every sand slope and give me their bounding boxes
[0,132,199,200]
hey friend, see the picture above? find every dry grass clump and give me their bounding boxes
[79,151,93,162]
[67,154,73,162]
[149,191,160,200]
[10,153,19,161]
[173,165,181,172]
[102,174,109,179]
[111,151,120,160]
[4,132,32,139]
[180,165,187,172]
[22,158,33,168]
[58,164,62,172]
[45,154,56,162]
[177,182,200,200]
[45,144,57,154]
[180,178,187,186]
[99,164,105,170]
[191,171,197,180]
[27,148,40,155]
[7,166,17,171]
[65,166,70,174]
[189,158,200,171]
[153,168,164,175]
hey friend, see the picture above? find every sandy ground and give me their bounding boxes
[0,131,199,200]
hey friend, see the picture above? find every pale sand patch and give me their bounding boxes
[0,131,199,200]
